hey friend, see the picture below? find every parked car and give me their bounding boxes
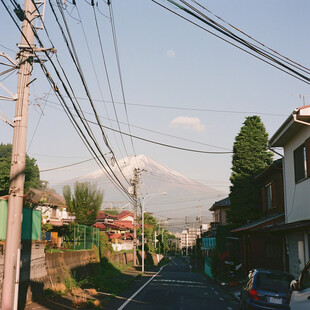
[289,260,310,310]
[239,269,295,310]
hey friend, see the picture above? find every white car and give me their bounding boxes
[290,260,310,310]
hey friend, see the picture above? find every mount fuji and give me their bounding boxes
[69,155,226,231]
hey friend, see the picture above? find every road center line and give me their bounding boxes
[117,265,166,310]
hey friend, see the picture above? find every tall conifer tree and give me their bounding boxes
[228,116,273,225]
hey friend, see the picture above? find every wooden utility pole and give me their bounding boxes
[1,0,35,308]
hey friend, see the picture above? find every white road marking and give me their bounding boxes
[214,291,219,295]
[150,283,208,289]
[152,279,204,285]
[117,265,167,310]
[170,257,177,265]
[219,297,224,301]
[227,307,233,310]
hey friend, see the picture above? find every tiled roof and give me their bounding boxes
[231,213,284,233]
[114,220,134,230]
[209,197,230,211]
[97,210,118,220]
[117,210,133,220]
[27,188,66,207]
[109,233,122,239]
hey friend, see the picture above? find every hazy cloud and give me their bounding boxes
[170,116,205,132]
[166,49,176,58]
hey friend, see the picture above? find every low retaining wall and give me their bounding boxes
[0,242,164,307]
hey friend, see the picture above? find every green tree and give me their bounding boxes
[63,182,104,226]
[228,116,273,226]
[0,143,42,196]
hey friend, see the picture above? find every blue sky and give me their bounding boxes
[1,0,310,223]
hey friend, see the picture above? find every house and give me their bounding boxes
[117,210,134,223]
[26,188,75,227]
[108,232,134,252]
[94,209,135,252]
[269,105,310,277]
[209,197,231,226]
[231,159,286,275]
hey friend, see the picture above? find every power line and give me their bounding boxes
[45,93,289,117]
[107,0,138,161]
[35,97,233,154]
[2,0,134,203]
[153,0,310,85]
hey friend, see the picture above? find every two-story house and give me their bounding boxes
[209,197,231,226]
[269,105,310,277]
[231,159,286,274]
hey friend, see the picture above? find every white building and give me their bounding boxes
[269,105,310,277]
[180,227,200,255]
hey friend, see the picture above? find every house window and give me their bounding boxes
[266,184,272,210]
[294,144,307,183]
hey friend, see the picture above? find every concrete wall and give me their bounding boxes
[0,243,163,305]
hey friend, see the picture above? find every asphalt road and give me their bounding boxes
[108,256,239,310]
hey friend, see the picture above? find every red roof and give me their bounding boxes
[97,210,118,219]
[114,220,134,230]
[93,223,106,230]
[108,233,122,239]
[117,210,133,220]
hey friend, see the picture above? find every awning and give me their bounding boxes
[264,219,310,232]
[231,213,284,233]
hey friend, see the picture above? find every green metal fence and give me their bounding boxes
[73,225,99,250]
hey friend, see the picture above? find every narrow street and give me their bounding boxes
[106,256,239,310]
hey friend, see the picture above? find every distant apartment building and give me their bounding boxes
[180,227,200,255]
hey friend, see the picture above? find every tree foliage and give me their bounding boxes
[63,182,103,226]
[228,116,273,226]
[104,209,119,216]
[0,143,42,196]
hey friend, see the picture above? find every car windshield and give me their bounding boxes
[256,272,294,292]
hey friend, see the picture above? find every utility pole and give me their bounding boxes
[131,168,140,267]
[1,0,35,308]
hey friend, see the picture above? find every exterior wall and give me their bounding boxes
[212,207,230,225]
[37,205,74,224]
[248,233,284,272]
[112,241,134,252]
[119,215,133,223]
[260,169,284,216]
[0,241,47,305]
[288,231,306,278]
[283,126,310,223]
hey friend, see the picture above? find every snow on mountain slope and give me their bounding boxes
[69,154,226,228]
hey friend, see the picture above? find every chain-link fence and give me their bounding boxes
[73,225,99,250]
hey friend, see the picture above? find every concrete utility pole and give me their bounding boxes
[1,0,35,308]
[141,192,166,273]
[131,168,140,267]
